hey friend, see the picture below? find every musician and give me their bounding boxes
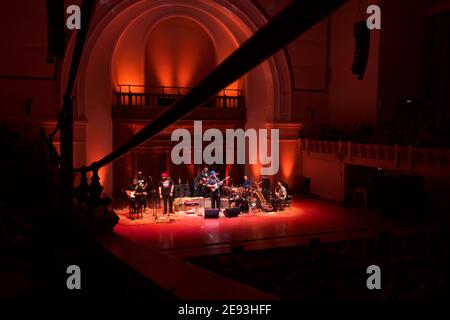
[198,167,211,197]
[134,171,148,212]
[206,171,221,209]
[199,166,209,180]
[134,171,146,187]
[159,172,175,215]
[242,175,252,190]
[271,181,287,212]
[194,167,209,197]
[194,167,207,197]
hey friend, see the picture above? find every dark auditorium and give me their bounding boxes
[1,0,450,310]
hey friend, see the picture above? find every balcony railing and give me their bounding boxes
[114,85,245,109]
[300,138,450,169]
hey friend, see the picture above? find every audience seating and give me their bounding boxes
[188,229,450,300]
[313,110,450,148]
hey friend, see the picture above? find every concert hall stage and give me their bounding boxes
[113,198,413,258]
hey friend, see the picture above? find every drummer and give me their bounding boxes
[242,175,252,190]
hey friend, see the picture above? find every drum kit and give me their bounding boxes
[222,181,273,214]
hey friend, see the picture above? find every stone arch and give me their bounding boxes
[69,0,292,194]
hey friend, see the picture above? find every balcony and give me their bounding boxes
[112,85,246,122]
[114,84,244,107]
[300,138,450,171]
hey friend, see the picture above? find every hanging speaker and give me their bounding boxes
[46,0,66,58]
[351,21,370,80]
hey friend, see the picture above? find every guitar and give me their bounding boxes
[126,190,148,199]
[196,176,208,188]
[274,186,287,200]
[207,176,231,192]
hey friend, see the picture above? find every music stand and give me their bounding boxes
[147,190,160,221]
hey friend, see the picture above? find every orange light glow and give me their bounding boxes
[225,164,232,186]
[187,165,195,179]
[115,74,145,93]
[146,17,217,88]
[224,81,241,96]
[280,141,297,180]
[250,163,261,181]
[112,50,145,92]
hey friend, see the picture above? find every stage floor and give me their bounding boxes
[113,198,414,258]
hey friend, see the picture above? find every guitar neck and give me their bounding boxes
[208,177,230,189]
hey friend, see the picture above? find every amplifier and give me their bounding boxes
[184,200,200,207]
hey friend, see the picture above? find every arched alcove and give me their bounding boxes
[71,0,292,194]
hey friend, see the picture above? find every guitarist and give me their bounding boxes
[199,166,209,180]
[197,166,210,197]
[271,181,287,212]
[206,171,222,209]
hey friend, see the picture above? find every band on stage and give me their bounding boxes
[126,166,290,218]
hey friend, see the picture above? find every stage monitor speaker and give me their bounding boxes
[204,208,220,219]
[351,21,370,80]
[224,207,241,218]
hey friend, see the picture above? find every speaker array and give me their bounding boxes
[351,21,370,80]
